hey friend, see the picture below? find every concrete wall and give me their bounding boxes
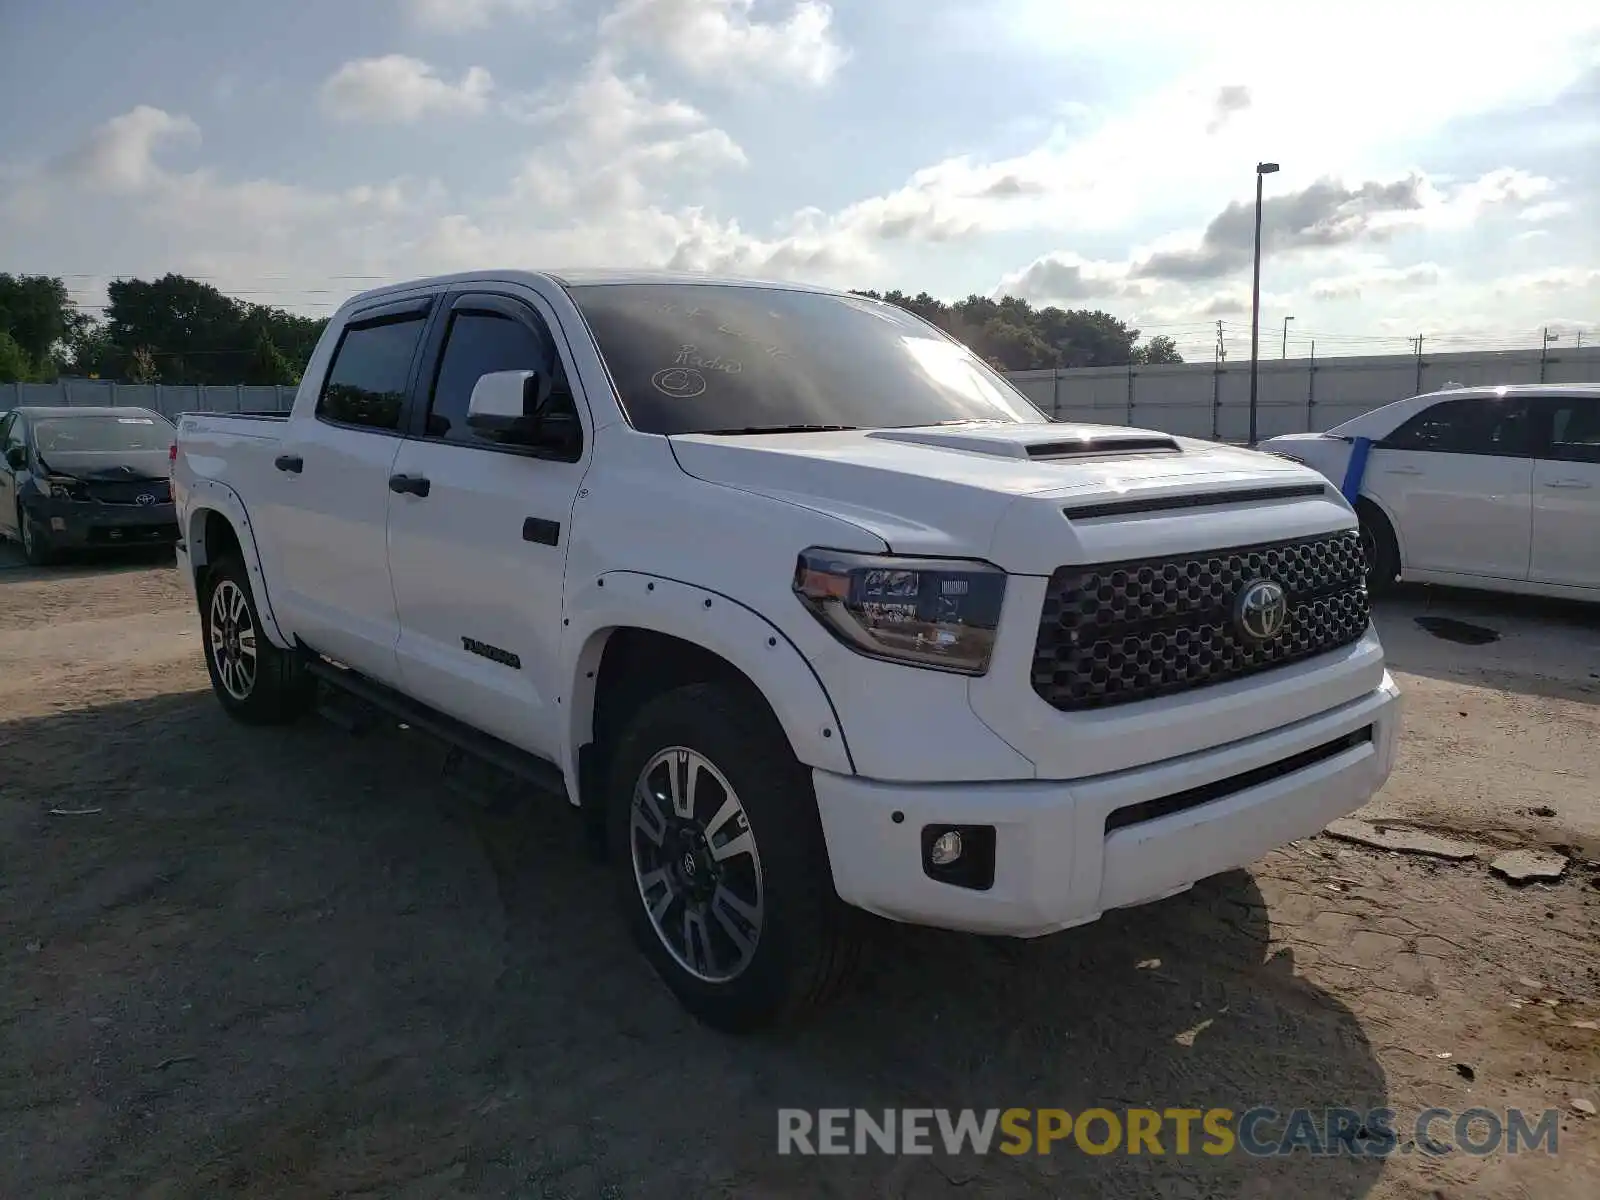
[1,381,297,418]
[7,343,1599,437]
[1009,345,1600,438]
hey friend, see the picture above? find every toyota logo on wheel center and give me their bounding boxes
[1233,579,1288,643]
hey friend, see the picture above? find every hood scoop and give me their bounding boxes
[1024,434,1180,460]
[865,424,1182,461]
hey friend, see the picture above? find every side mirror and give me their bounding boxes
[4,445,25,470]
[466,369,548,442]
[466,369,580,457]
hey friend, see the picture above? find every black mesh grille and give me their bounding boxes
[84,479,171,505]
[1031,529,1370,711]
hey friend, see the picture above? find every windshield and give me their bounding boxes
[34,413,173,455]
[566,283,1045,435]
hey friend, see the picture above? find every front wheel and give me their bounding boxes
[606,681,858,1032]
[199,556,315,724]
[17,502,54,566]
[1357,501,1399,596]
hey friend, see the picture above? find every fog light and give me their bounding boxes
[929,830,964,866]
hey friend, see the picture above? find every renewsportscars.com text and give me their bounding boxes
[777,1107,1561,1158]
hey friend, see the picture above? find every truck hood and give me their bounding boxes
[670,422,1352,573]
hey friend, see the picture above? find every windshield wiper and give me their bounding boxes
[700,424,859,436]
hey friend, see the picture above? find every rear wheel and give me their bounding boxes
[606,681,858,1032]
[1357,500,1399,596]
[200,556,315,724]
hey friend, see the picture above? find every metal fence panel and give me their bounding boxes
[3,347,1596,436]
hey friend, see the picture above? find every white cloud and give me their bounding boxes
[995,252,1131,303]
[53,105,199,193]
[320,56,494,123]
[600,0,846,87]
[1308,263,1444,301]
[404,0,549,32]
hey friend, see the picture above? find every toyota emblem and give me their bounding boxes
[1233,579,1288,643]
[136,492,157,506]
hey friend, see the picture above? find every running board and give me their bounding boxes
[302,655,567,800]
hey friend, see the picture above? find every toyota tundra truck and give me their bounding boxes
[172,269,1401,1031]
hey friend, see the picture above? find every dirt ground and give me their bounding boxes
[2,546,1597,1199]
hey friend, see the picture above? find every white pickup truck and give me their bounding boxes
[173,269,1401,1031]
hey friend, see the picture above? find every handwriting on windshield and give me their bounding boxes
[651,367,708,398]
[672,344,742,374]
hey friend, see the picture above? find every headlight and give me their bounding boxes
[793,549,1007,675]
[39,476,88,500]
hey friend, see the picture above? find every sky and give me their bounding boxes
[1,0,1597,361]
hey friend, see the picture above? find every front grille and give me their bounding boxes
[84,479,171,505]
[1031,530,1370,711]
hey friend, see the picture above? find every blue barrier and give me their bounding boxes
[1340,436,1373,505]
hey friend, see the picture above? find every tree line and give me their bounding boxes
[0,273,327,387]
[0,272,1182,386]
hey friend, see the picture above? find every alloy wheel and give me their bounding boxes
[208,579,258,701]
[629,746,765,983]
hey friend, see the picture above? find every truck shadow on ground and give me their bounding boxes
[0,540,175,582]
[2,689,1388,1200]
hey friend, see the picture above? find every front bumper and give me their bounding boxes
[813,671,1401,937]
[26,496,179,549]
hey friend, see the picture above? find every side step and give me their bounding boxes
[303,655,567,800]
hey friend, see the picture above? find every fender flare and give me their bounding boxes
[559,571,855,798]
[1340,440,1407,571]
[182,479,293,649]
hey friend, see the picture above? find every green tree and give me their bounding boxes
[128,345,161,384]
[851,288,1181,370]
[0,274,75,372]
[0,330,36,383]
[1133,334,1184,365]
[99,274,327,383]
[244,328,298,385]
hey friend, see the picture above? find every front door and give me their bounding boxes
[1529,394,1600,590]
[1361,393,1534,582]
[0,413,22,538]
[385,289,590,760]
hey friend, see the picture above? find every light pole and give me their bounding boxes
[1282,315,1294,359]
[1249,161,1279,446]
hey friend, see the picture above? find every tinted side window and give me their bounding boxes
[316,315,427,432]
[427,310,565,442]
[1545,399,1600,465]
[1383,398,1531,457]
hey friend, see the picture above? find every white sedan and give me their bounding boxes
[1261,383,1600,600]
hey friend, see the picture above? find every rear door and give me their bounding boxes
[265,296,433,684]
[1362,394,1534,581]
[385,288,591,760]
[1529,393,1600,590]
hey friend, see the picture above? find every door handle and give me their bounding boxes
[274,454,303,474]
[1546,479,1592,489]
[1384,465,1423,476]
[522,517,561,546]
[388,473,431,497]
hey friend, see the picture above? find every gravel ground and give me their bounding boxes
[2,546,1597,1199]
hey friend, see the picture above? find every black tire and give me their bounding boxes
[17,502,54,566]
[199,556,315,725]
[606,681,858,1032]
[1356,500,1399,596]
